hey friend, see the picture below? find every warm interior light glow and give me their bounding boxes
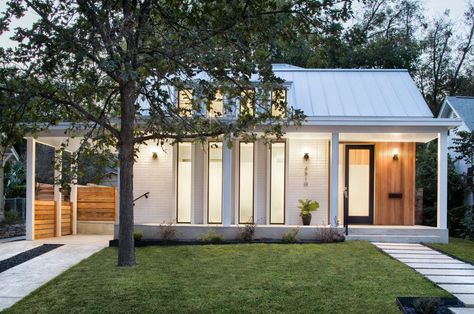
[177,143,192,223]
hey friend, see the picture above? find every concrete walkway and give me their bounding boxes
[373,242,474,313]
[0,235,111,311]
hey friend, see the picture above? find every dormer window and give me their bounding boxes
[271,89,287,117]
[208,90,224,117]
[178,89,193,116]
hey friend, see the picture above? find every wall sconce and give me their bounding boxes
[303,153,310,162]
[152,152,158,160]
[392,148,399,161]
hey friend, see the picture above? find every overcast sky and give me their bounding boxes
[0,0,471,49]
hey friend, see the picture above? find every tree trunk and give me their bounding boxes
[0,164,4,222]
[117,81,136,267]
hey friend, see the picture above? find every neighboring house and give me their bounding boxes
[438,96,474,207]
[2,146,20,166]
[23,64,461,243]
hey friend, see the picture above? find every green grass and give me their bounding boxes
[430,237,474,263]
[4,242,448,314]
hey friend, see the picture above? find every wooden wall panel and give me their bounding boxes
[61,201,72,236]
[34,200,56,239]
[374,142,415,225]
[77,186,117,222]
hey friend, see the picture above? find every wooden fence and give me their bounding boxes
[61,201,72,236]
[34,200,56,239]
[77,186,117,222]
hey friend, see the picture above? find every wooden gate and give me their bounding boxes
[34,200,56,239]
[77,186,117,222]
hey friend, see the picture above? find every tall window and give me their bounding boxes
[271,89,287,117]
[178,89,193,116]
[240,89,255,116]
[209,90,224,117]
[270,142,285,224]
[208,141,223,223]
[239,142,254,223]
[177,143,192,223]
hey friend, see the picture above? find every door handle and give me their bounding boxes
[343,187,348,199]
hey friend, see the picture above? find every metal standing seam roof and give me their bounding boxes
[442,96,474,130]
[272,66,434,118]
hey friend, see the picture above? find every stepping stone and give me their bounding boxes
[426,276,474,284]
[407,263,474,269]
[391,254,446,259]
[417,269,474,276]
[398,258,463,264]
[376,245,427,250]
[454,294,474,307]
[373,242,423,246]
[439,284,474,294]
[449,308,474,313]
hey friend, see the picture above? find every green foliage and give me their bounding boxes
[281,228,299,243]
[238,222,256,241]
[298,199,319,218]
[412,298,442,314]
[450,130,474,166]
[133,230,144,242]
[464,208,474,240]
[1,210,22,225]
[199,229,224,243]
[5,185,25,198]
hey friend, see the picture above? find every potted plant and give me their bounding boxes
[298,199,319,225]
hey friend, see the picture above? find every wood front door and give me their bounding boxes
[344,145,374,224]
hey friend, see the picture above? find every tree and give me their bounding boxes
[1,0,350,266]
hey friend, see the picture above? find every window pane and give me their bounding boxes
[270,142,285,224]
[239,143,254,223]
[271,89,286,117]
[209,90,223,117]
[177,143,192,223]
[178,89,193,116]
[208,142,222,223]
[348,149,370,217]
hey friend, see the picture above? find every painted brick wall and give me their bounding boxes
[286,139,329,225]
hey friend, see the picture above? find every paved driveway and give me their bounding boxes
[0,235,111,311]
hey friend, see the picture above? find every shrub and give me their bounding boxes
[238,222,256,241]
[412,298,441,314]
[1,210,22,225]
[133,230,144,242]
[6,185,26,198]
[282,228,299,243]
[315,227,345,243]
[464,206,474,240]
[199,229,224,243]
[298,199,319,218]
[159,222,177,241]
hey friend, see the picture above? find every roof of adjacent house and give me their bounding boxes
[271,64,434,118]
[438,96,474,131]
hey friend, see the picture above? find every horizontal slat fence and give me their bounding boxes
[77,186,117,222]
[61,201,72,235]
[34,200,56,239]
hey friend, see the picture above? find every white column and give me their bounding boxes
[71,179,78,235]
[330,132,339,226]
[222,139,233,226]
[54,150,62,237]
[437,131,448,229]
[26,138,36,240]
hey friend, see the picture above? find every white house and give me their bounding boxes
[438,96,474,207]
[24,64,461,243]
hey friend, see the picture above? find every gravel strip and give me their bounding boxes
[0,244,63,273]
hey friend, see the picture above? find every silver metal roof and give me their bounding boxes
[439,96,474,130]
[273,67,434,118]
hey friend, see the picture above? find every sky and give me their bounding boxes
[0,0,471,49]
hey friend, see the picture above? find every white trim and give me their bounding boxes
[330,133,339,226]
[25,138,36,240]
[54,150,62,237]
[437,131,448,229]
[222,139,233,226]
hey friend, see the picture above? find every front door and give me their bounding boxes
[344,145,374,224]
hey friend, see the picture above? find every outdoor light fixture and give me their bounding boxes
[303,152,310,161]
[392,148,399,161]
[152,152,158,160]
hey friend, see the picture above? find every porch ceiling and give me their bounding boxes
[339,132,437,143]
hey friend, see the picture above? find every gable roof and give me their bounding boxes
[272,67,434,118]
[438,96,474,131]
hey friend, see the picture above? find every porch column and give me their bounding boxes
[70,174,78,235]
[437,131,448,229]
[330,132,339,226]
[25,138,36,240]
[54,150,62,237]
[222,138,233,226]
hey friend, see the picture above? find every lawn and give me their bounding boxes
[5,242,448,314]
[429,237,474,264]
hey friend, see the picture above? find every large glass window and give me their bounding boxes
[208,141,223,223]
[209,90,224,117]
[271,89,287,117]
[177,143,192,223]
[270,142,285,224]
[178,89,193,116]
[239,142,254,223]
[239,89,255,116]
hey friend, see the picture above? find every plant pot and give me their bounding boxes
[302,214,312,226]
